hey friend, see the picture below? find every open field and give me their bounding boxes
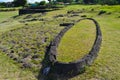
[0,5,120,80]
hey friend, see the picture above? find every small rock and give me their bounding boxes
[22,62,32,68]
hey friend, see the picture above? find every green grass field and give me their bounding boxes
[0,5,120,80]
[0,11,36,80]
[57,20,96,62]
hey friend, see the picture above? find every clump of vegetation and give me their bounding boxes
[98,10,106,15]
[91,8,94,11]
[54,14,65,18]
[39,1,46,5]
[81,15,87,17]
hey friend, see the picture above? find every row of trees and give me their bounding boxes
[82,0,120,5]
[54,0,73,3]
[0,2,6,7]
[55,0,120,5]
[0,0,27,7]
[13,0,27,7]
[0,0,48,7]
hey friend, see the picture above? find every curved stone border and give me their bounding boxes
[39,18,102,80]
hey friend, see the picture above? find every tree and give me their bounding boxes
[75,0,79,2]
[63,0,73,3]
[48,0,51,3]
[56,0,63,2]
[56,0,73,3]
[55,0,120,4]
[94,0,119,5]
[118,0,120,4]
[0,2,6,7]
[83,0,94,4]
[13,0,27,7]
[75,0,84,3]
[39,1,46,5]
